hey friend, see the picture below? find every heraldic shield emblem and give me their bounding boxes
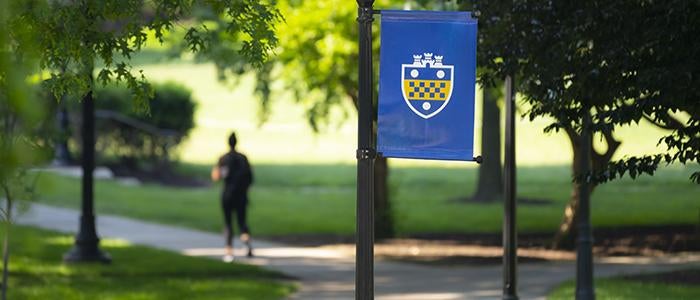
[401,53,454,119]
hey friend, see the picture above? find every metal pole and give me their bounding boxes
[53,65,72,166]
[356,1,375,299]
[63,73,110,263]
[53,101,72,166]
[575,111,595,300]
[502,75,518,300]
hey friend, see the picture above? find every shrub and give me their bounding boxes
[92,82,197,166]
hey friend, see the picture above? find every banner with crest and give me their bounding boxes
[377,10,477,161]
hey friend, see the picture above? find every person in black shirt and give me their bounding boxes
[211,132,254,261]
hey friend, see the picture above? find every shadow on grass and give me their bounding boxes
[7,225,294,299]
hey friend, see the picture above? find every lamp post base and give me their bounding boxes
[63,215,111,264]
[63,245,111,264]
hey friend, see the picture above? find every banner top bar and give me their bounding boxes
[380,10,477,23]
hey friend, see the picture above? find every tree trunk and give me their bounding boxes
[471,85,503,202]
[345,88,396,239]
[374,156,394,239]
[1,186,11,300]
[552,180,590,249]
[552,126,620,249]
[553,128,590,248]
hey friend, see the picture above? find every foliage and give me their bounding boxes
[6,225,294,299]
[467,0,700,183]
[147,82,197,134]
[254,0,361,129]
[0,81,47,211]
[2,1,279,297]
[1,0,47,247]
[92,82,196,163]
[6,0,280,110]
[0,1,46,190]
[1,1,47,297]
[261,0,407,238]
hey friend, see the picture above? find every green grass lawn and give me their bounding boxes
[33,162,700,237]
[548,275,700,299]
[2,225,294,299]
[49,51,698,238]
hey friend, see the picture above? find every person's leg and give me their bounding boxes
[222,197,235,261]
[234,194,253,257]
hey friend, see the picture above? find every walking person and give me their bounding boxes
[211,132,254,262]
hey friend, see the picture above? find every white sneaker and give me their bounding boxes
[222,254,234,263]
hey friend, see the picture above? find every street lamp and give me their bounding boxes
[63,75,110,264]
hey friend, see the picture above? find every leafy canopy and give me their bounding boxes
[242,0,404,130]
[5,0,280,110]
[470,0,700,183]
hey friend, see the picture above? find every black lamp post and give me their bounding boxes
[502,75,518,300]
[575,111,595,299]
[355,0,375,299]
[63,79,110,264]
[52,101,72,166]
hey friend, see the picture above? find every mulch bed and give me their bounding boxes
[268,225,700,256]
[407,224,700,255]
[265,224,699,267]
[380,255,550,266]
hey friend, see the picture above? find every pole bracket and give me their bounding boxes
[356,148,377,160]
[357,7,375,23]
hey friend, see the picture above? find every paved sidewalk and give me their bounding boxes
[17,203,700,300]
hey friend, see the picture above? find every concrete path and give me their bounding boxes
[16,203,700,300]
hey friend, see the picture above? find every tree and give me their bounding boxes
[234,0,399,238]
[0,1,48,297]
[3,0,280,265]
[416,0,503,204]
[470,0,700,247]
[471,84,503,202]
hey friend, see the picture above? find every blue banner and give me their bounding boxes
[377,10,477,161]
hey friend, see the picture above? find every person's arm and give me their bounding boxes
[211,166,221,181]
[212,155,225,181]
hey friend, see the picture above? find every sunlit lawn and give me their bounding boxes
[548,274,700,300]
[43,51,698,237]
[35,164,700,237]
[3,225,294,299]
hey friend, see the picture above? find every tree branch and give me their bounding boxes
[347,91,359,111]
[0,183,10,223]
[592,129,621,173]
[339,76,359,111]
[643,112,685,130]
[563,126,580,149]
